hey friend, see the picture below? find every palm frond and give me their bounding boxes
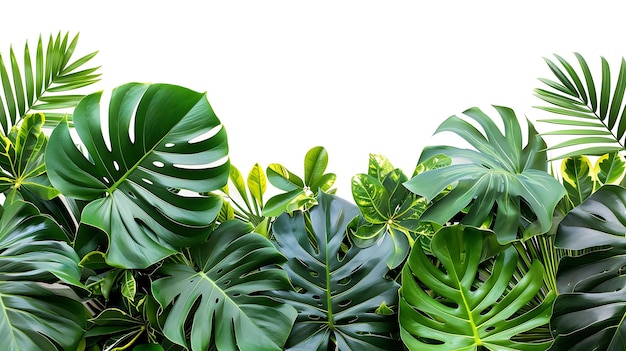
[0,32,100,133]
[534,53,626,158]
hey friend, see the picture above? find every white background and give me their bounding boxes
[2,1,624,199]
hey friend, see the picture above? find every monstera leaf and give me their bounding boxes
[47,83,229,268]
[405,106,565,243]
[551,185,626,350]
[270,192,401,351]
[151,220,297,351]
[0,32,100,132]
[0,201,85,351]
[399,225,554,350]
[535,54,626,158]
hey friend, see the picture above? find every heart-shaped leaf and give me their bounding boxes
[47,83,229,268]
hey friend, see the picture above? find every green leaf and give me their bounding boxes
[552,185,626,350]
[47,83,229,268]
[227,164,250,210]
[0,113,58,203]
[595,152,626,184]
[560,155,594,207]
[0,32,100,133]
[152,220,297,351]
[351,173,388,223]
[247,163,266,207]
[405,106,565,243]
[536,53,626,157]
[0,201,85,351]
[267,163,304,191]
[262,188,307,217]
[86,308,146,351]
[399,225,554,350]
[121,270,136,302]
[270,192,401,351]
[368,154,395,180]
[304,146,328,187]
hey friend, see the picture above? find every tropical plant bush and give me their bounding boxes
[1,32,626,351]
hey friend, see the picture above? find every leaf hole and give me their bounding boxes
[223,279,231,286]
[164,143,175,148]
[312,295,320,300]
[142,178,153,185]
[485,326,495,333]
[232,293,241,298]
[619,266,626,275]
[153,161,165,168]
[337,276,351,285]
[307,314,321,321]
[338,300,352,308]
[216,268,223,274]
[188,125,223,144]
[127,191,136,199]
[215,298,220,304]
[310,271,319,277]
[591,213,607,222]
[103,176,110,184]
[348,316,358,324]
[480,305,493,316]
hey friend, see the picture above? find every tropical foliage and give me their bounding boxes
[2,33,626,351]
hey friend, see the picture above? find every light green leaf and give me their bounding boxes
[595,152,626,184]
[247,163,266,207]
[400,225,554,350]
[304,146,328,187]
[560,155,594,206]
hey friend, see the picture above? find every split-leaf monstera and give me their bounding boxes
[405,106,565,243]
[399,225,555,350]
[46,83,229,268]
[0,201,85,351]
[551,185,626,350]
[151,220,297,351]
[270,191,401,351]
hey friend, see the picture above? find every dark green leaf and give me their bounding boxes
[552,185,626,350]
[47,83,229,268]
[152,220,296,351]
[271,192,401,351]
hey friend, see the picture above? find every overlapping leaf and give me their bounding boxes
[535,54,626,158]
[551,185,626,350]
[152,220,296,351]
[46,83,229,268]
[400,225,554,350]
[0,32,100,132]
[263,146,336,217]
[405,106,565,243]
[351,154,447,268]
[0,112,57,203]
[0,201,85,351]
[270,192,401,351]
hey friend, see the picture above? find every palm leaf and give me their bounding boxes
[0,32,100,132]
[535,53,626,157]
